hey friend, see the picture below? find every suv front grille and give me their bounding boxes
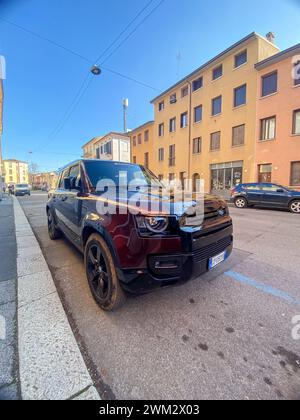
[193,236,232,263]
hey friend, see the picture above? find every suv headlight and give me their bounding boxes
[136,215,170,234]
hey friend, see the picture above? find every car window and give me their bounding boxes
[58,168,70,189]
[84,161,163,191]
[261,184,281,192]
[244,184,260,190]
[69,164,81,189]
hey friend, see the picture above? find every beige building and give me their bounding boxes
[82,137,102,159]
[82,132,131,162]
[3,159,29,185]
[129,121,154,168]
[148,32,279,196]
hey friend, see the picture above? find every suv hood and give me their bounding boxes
[124,191,227,218]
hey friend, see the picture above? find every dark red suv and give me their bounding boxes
[47,160,233,311]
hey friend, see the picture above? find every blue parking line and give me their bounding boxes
[225,270,300,307]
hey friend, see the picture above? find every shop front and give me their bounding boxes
[211,161,243,199]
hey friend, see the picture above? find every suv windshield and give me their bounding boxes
[16,184,29,188]
[84,161,163,191]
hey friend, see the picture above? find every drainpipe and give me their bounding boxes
[187,81,193,182]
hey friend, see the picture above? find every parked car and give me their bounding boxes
[14,184,31,196]
[47,160,233,311]
[231,183,300,213]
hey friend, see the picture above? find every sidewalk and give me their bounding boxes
[0,196,100,400]
[0,195,20,400]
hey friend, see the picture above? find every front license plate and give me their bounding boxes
[209,251,227,270]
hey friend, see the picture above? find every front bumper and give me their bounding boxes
[119,224,233,294]
[15,191,30,196]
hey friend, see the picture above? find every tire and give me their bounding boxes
[289,200,300,214]
[234,197,248,209]
[47,209,62,240]
[84,233,126,311]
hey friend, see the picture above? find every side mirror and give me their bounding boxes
[277,189,285,193]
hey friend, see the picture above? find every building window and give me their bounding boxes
[210,131,221,151]
[180,112,188,128]
[144,153,149,168]
[293,61,300,86]
[181,86,189,97]
[291,162,300,186]
[158,174,164,182]
[194,105,203,123]
[158,123,164,137]
[170,93,177,104]
[234,84,247,107]
[212,65,223,80]
[258,164,272,183]
[133,156,136,164]
[262,71,277,97]
[192,77,203,92]
[293,109,300,135]
[144,130,149,142]
[232,124,245,147]
[169,145,175,167]
[193,137,202,154]
[212,96,222,116]
[96,148,100,159]
[260,116,276,140]
[234,50,247,68]
[104,141,112,154]
[158,148,164,162]
[158,101,165,111]
[169,173,175,182]
[133,136,136,147]
[138,134,142,144]
[169,117,176,133]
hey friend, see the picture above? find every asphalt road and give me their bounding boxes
[19,192,300,400]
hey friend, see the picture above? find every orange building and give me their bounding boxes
[255,44,300,188]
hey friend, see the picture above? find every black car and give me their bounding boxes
[231,183,300,213]
[47,159,233,311]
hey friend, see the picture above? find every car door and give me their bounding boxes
[244,184,264,205]
[260,184,289,207]
[59,163,83,244]
[54,167,70,232]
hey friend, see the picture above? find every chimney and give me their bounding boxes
[266,32,275,44]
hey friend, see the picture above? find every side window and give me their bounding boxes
[261,184,279,192]
[58,168,70,189]
[69,164,81,189]
[245,185,259,191]
[56,173,62,189]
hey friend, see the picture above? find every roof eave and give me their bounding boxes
[150,32,265,103]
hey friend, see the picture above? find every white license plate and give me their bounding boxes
[209,251,227,270]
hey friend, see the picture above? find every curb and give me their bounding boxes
[13,197,100,400]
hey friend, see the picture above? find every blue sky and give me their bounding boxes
[0,0,300,172]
